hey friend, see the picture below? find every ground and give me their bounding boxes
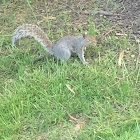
[99,0,140,39]
[0,0,140,140]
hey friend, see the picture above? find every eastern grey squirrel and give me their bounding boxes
[12,24,96,64]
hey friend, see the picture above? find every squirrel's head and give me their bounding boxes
[83,32,97,45]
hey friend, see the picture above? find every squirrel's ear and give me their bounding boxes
[83,32,88,39]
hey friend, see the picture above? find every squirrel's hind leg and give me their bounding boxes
[53,47,71,61]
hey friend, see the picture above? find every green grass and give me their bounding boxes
[0,39,139,139]
[0,1,140,140]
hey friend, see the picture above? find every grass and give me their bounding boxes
[0,0,140,140]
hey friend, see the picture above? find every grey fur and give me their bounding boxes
[12,24,96,64]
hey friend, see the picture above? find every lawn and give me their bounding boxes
[0,0,140,140]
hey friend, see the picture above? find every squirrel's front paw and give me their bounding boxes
[83,61,89,65]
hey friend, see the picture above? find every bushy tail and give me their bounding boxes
[12,24,53,54]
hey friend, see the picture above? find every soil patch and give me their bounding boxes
[103,0,140,40]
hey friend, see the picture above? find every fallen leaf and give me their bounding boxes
[66,84,75,94]
[37,16,56,25]
[74,122,85,131]
[118,50,124,67]
[67,113,86,131]
[93,129,97,134]
[131,54,135,58]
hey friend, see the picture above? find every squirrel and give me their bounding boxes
[12,24,96,64]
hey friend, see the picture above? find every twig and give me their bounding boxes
[118,50,125,68]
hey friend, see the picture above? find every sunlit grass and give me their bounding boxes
[0,0,140,140]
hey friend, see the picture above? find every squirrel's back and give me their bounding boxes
[12,24,53,53]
